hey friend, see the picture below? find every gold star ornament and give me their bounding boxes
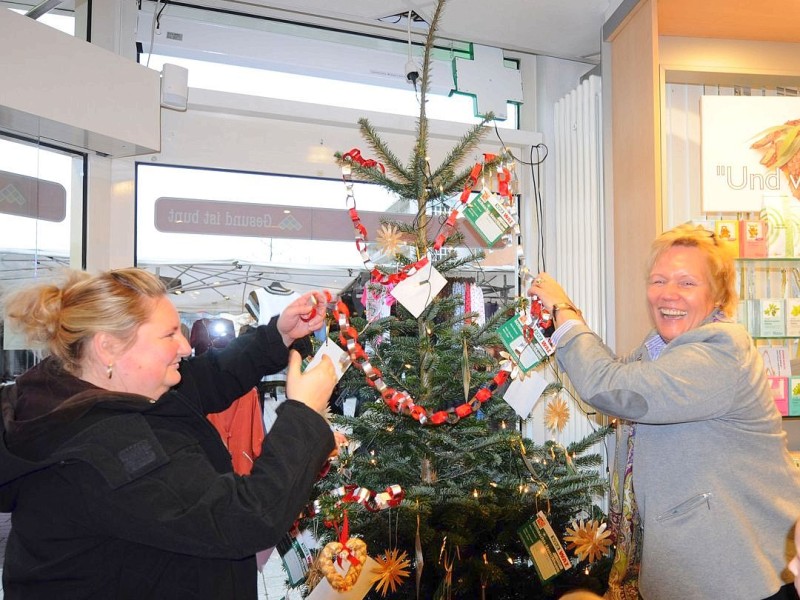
[376,223,405,256]
[564,519,613,563]
[370,548,411,596]
[544,396,570,432]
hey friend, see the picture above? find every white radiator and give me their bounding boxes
[553,74,606,342]
[523,75,609,469]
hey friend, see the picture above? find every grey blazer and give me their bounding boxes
[556,318,800,600]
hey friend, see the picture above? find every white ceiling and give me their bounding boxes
[39,0,610,61]
[194,0,609,63]
[142,0,609,314]
[9,0,610,316]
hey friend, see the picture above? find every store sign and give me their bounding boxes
[153,196,491,247]
[0,170,66,221]
[701,96,800,212]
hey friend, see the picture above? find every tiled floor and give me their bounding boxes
[258,553,306,600]
[0,513,9,565]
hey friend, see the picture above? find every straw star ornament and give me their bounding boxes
[370,548,411,596]
[544,396,570,432]
[375,223,404,256]
[563,519,612,563]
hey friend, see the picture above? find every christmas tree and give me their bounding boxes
[302,1,613,597]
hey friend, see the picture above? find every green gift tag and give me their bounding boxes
[497,315,554,373]
[463,188,515,246]
[518,511,571,583]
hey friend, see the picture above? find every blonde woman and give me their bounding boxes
[531,224,800,600]
[0,268,336,599]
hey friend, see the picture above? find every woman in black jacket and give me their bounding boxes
[0,268,336,599]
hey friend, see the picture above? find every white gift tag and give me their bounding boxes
[306,339,351,382]
[503,370,548,419]
[343,397,358,417]
[306,556,378,599]
[390,262,447,318]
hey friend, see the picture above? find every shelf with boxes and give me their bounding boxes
[736,257,800,340]
[758,346,800,419]
[736,259,800,418]
[698,215,800,418]
[698,214,800,339]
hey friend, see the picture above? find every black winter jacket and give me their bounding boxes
[0,319,334,599]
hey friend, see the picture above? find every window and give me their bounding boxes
[138,2,519,128]
[135,163,514,315]
[0,134,85,379]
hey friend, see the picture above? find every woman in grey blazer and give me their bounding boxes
[530,223,800,600]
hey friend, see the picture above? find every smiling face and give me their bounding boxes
[109,296,192,399]
[646,245,717,343]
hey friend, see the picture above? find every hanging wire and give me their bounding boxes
[491,122,549,273]
[542,357,611,471]
[145,0,165,68]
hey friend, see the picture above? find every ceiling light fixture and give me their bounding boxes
[25,0,65,20]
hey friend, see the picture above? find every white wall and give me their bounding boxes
[0,8,159,157]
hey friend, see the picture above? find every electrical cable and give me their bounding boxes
[529,143,547,273]
[491,122,548,273]
[145,0,163,68]
[543,357,611,472]
[407,11,413,62]
[406,10,420,92]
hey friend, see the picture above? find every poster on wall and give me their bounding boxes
[701,96,800,212]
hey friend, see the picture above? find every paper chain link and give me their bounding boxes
[337,148,522,423]
[332,298,509,425]
[341,149,511,287]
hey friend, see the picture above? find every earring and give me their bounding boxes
[107,363,113,379]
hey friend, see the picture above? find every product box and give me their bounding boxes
[789,377,800,417]
[792,222,800,259]
[760,346,791,377]
[690,219,715,234]
[758,298,786,338]
[768,376,789,416]
[786,299,800,337]
[737,299,751,333]
[761,195,800,258]
[714,219,740,257]
[738,220,768,258]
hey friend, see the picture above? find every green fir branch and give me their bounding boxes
[430,115,496,185]
[355,117,411,182]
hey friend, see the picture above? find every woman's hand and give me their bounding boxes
[285,349,336,415]
[528,273,582,325]
[277,290,330,348]
[527,272,569,311]
[328,430,349,460]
